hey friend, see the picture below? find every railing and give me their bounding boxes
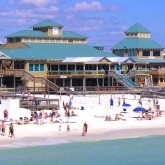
[118,75,133,87]
[108,71,130,87]
[64,86,145,94]
[40,77,59,92]
[22,70,59,93]
[47,70,105,76]
[22,70,35,81]
[150,69,165,75]
[0,69,23,76]
[126,69,150,77]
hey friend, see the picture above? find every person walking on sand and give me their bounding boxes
[9,123,15,138]
[67,125,70,132]
[82,122,88,136]
[1,122,6,136]
[59,125,61,131]
[110,98,114,107]
[118,97,121,107]
[123,97,125,105]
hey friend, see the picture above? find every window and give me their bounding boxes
[29,64,33,71]
[160,78,163,82]
[153,50,160,56]
[35,64,39,71]
[142,50,150,56]
[40,64,44,71]
[29,64,45,72]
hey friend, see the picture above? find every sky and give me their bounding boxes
[0,0,165,52]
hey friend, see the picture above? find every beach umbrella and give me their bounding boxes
[122,103,131,107]
[121,103,131,113]
[133,107,145,112]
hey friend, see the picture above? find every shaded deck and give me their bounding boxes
[0,93,60,110]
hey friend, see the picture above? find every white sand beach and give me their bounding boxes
[0,94,165,148]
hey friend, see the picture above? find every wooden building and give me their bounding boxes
[0,20,165,93]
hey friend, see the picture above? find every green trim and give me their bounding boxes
[29,64,45,72]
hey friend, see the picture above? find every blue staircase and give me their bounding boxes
[118,75,136,87]
[108,70,136,87]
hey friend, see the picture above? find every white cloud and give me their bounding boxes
[20,0,53,7]
[70,1,122,12]
[72,1,103,11]
[0,5,59,20]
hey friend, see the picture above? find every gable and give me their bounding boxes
[0,51,11,59]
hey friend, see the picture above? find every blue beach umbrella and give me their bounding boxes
[133,107,145,112]
[122,103,131,107]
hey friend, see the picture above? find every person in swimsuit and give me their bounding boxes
[82,122,88,136]
[1,122,6,136]
[9,123,15,138]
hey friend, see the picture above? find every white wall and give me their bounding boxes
[0,99,31,121]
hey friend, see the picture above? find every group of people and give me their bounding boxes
[0,122,15,138]
[110,96,126,107]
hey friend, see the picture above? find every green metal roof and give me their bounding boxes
[32,19,63,28]
[131,56,165,63]
[62,31,87,38]
[0,43,116,60]
[111,38,163,49]
[6,30,87,39]
[6,30,46,37]
[125,23,150,33]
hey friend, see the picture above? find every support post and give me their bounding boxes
[98,84,100,104]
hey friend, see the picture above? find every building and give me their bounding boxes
[111,23,165,86]
[0,20,165,93]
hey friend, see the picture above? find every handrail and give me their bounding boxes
[47,70,105,76]
[39,77,59,92]
[0,69,24,76]
[22,70,59,93]
[126,69,150,76]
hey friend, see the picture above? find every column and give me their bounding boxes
[63,79,65,87]
[102,78,104,87]
[70,78,72,87]
[97,78,99,86]
[96,64,98,74]
[83,77,86,95]
[83,64,85,74]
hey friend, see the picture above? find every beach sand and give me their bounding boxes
[0,94,165,148]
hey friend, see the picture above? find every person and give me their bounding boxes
[67,125,70,132]
[82,122,88,136]
[69,98,72,109]
[4,109,8,120]
[118,97,121,107]
[1,122,6,136]
[123,97,125,105]
[156,98,159,105]
[59,125,61,131]
[110,98,114,107]
[9,123,15,138]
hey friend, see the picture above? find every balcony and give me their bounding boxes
[47,70,105,77]
[0,69,23,76]
[150,69,165,76]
